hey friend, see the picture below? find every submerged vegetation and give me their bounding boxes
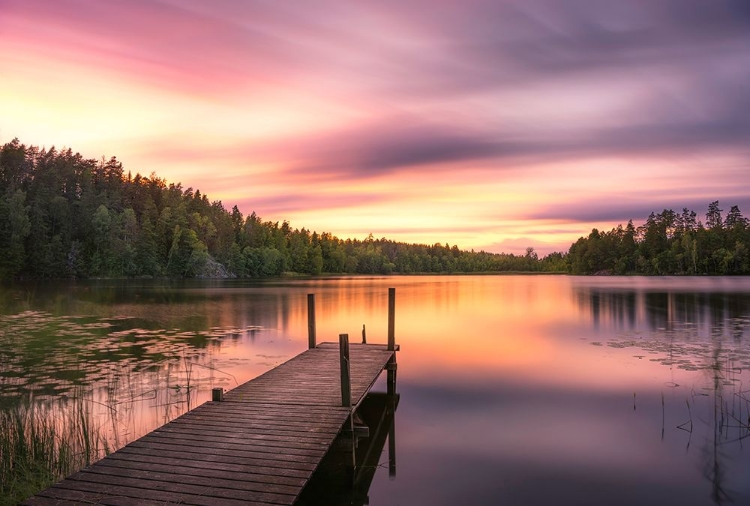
[0,139,564,279]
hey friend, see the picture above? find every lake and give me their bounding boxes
[2,275,749,505]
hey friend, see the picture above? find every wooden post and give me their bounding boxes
[211,387,223,402]
[362,324,366,344]
[307,294,316,349]
[387,362,397,396]
[387,288,395,351]
[339,333,351,407]
[388,397,396,479]
[387,287,397,395]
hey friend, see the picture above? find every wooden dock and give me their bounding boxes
[22,291,399,506]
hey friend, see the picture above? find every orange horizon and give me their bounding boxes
[2,1,749,255]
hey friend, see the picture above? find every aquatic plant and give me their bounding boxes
[0,396,105,506]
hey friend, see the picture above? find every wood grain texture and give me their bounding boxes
[21,343,395,506]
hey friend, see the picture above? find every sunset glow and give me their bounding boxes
[3,0,749,254]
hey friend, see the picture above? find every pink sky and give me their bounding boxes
[2,0,749,254]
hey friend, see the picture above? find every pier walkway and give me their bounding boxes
[22,341,397,506]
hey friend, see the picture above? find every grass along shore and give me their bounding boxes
[0,395,107,505]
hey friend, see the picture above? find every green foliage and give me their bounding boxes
[0,190,31,277]
[0,398,104,506]
[567,202,750,275]
[0,139,566,278]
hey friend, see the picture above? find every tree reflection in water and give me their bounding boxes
[577,285,750,505]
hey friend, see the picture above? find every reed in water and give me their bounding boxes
[0,394,106,506]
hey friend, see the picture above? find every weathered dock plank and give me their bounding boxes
[21,342,395,506]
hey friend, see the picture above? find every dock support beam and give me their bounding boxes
[387,287,397,396]
[308,294,316,349]
[339,333,351,408]
[387,288,395,351]
[389,398,397,479]
[339,332,356,485]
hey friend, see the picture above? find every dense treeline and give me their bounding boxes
[0,139,565,279]
[568,202,750,274]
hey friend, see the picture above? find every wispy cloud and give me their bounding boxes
[2,0,750,253]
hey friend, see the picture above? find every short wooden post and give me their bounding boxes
[339,333,351,407]
[211,387,223,402]
[307,294,316,349]
[362,324,366,344]
[387,288,395,351]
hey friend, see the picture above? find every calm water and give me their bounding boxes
[1,276,750,505]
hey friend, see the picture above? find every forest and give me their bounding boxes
[3,139,747,279]
[566,202,750,275]
[0,139,565,279]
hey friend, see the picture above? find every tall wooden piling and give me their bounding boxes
[387,288,396,351]
[388,399,397,479]
[339,333,351,407]
[387,361,397,396]
[387,287,397,396]
[308,293,316,349]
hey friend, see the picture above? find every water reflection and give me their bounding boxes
[565,278,750,505]
[2,276,750,505]
[572,278,750,372]
[0,311,258,400]
[573,277,750,338]
[297,392,398,506]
